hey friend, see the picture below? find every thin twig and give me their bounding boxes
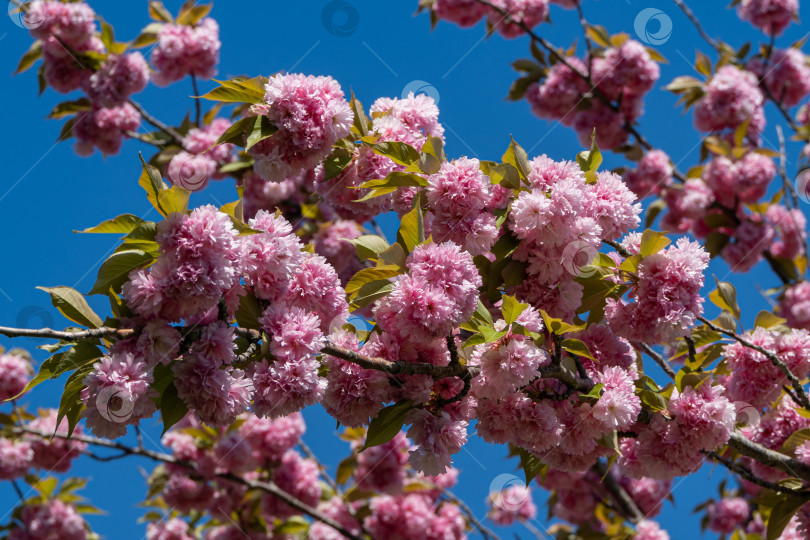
[635,342,677,379]
[697,316,810,410]
[16,427,364,540]
[191,75,201,128]
[593,460,644,523]
[441,487,502,540]
[128,100,184,145]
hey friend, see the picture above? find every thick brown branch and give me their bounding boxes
[634,342,677,379]
[593,460,644,523]
[0,326,134,340]
[706,450,810,495]
[728,432,810,481]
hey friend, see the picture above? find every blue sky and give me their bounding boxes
[0,1,807,538]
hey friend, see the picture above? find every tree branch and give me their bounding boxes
[15,427,364,540]
[634,342,677,379]
[705,450,810,495]
[128,100,185,145]
[728,432,810,481]
[697,316,810,410]
[593,460,644,524]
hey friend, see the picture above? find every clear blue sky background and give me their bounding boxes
[0,1,807,539]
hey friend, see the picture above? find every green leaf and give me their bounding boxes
[502,137,531,180]
[335,456,358,485]
[501,295,529,325]
[638,389,667,412]
[639,230,671,257]
[367,141,420,167]
[148,1,173,22]
[89,250,154,295]
[349,235,390,262]
[160,381,188,434]
[397,193,424,253]
[176,3,211,25]
[36,286,103,328]
[324,147,354,180]
[200,81,264,104]
[538,309,585,335]
[378,243,407,268]
[132,22,163,48]
[78,214,145,235]
[350,91,369,137]
[31,477,59,498]
[245,115,278,151]
[709,277,741,320]
[576,130,603,172]
[49,342,102,378]
[15,40,43,75]
[780,428,810,455]
[754,311,787,330]
[359,171,428,189]
[274,516,309,535]
[351,280,394,309]
[419,137,445,175]
[235,293,262,330]
[473,299,494,326]
[479,161,521,189]
[57,363,95,437]
[8,356,60,401]
[767,495,810,540]
[515,446,548,484]
[345,265,401,296]
[216,116,255,146]
[362,400,413,450]
[48,98,91,120]
[157,186,190,215]
[561,338,596,361]
[138,153,168,215]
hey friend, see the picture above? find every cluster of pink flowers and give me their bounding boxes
[150,18,220,86]
[9,499,88,540]
[26,1,98,93]
[318,93,444,223]
[706,497,750,535]
[736,0,799,36]
[487,484,537,525]
[168,118,236,191]
[73,103,141,156]
[426,158,502,255]
[250,74,352,183]
[747,48,810,108]
[619,383,735,480]
[376,242,481,340]
[124,205,242,323]
[0,350,31,401]
[509,155,640,320]
[780,281,810,329]
[364,493,465,540]
[527,40,660,149]
[81,52,150,108]
[635,520,671,540]
[313,219,364,280]
[694,66,765,139]
[720,326,810,408]
[0,409,85,479]
[623,149,673,199]
[432,0,551,39]
[606,237,709,344]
